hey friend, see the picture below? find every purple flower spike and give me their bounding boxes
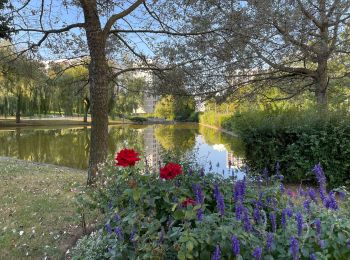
[231,235,240,255]
[313,163,327,188]
[235,202,244,220]
[324,191,338,210]
[193,183,204,204]
[105,223,112,234]
[214,185,225,216]
[308,188,318,204]
[234,180,246,203]
[310,253,316,260]
[296,212,303,236]
[242,207,252,232]
[253,206,261,224]
[266,232,274,252]
[197,208,204,221]
[290,237,299,260]
[114,226,124,241]
[315,218,321,237]
[347,237,350,248]
[212,245,221,260]
[303,200,311,211]
[252,246,262,260]
[269,212,277,233]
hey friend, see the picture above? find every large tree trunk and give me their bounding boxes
[16,92,21,123]
[82,2,109,185]
[315,59,328,110]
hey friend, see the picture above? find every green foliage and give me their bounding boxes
[227,109,350,187]
[155,95,195,121]
[72,159,350,259]
[127,116,148,123]
[198,111,231,128]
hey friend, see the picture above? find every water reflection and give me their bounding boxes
[0,124,245,178]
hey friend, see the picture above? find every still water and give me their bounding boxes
[0,123,245,178]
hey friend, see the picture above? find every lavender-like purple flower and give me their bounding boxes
[212,245,221,260]
[252,246,262,260]
[296,212,303,236]
[234,180,246,202]
[105,223,112,234]
[281,207,293,229]
[308,188,318,204]
[303,200,310,211]
[269,212,277,233]
[253,206,261,224]
[193,183,204,204]
[313,163,327,188]
[324,191,338,210]
[242,207,252,232]
[108,201,113,210]
[214,183,219,200]
[338,191,346,201]
[215,188,225,216]
[298,187,306,197]
[231,235,240,255]
[197,208,204,221]
[114,226,124,241]
[315,218,321,237]
[347,237,350,248]
[266,232,274,252]
[290,236,299,260]
[310,253,316,260]
[114,214,121,222]
[235,202,244,220]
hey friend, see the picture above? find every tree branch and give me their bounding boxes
[103,0,144,35]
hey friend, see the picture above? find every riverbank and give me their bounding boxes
[198,122,238,137]
[0,157,98,259]
[0,117,132,128]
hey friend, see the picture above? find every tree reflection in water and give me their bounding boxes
[0,124,244,177]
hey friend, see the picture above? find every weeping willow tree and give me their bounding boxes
[0,42,47,122]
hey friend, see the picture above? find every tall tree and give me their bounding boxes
[8,0,208,184]
[157,0,350,109]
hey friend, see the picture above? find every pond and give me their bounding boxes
[0,123,245,179]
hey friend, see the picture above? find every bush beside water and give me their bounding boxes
[200,109,350,188]
[229,110,350,188]
[72,153,350,259]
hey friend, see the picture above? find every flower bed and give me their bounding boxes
[72,149,350,259]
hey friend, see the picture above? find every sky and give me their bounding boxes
[10,0,164,61]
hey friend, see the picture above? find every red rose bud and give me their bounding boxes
[160,162,183,180]
[115,148,141,167]
[182,198,196,207]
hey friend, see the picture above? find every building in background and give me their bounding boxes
[134,70,159,114]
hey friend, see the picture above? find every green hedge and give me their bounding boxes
[227,109,350,188]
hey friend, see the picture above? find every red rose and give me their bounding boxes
[159,162,182,180]
[182,198,196,207]
[115,148,141,167]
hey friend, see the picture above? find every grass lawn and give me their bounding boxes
[0,157,97,259]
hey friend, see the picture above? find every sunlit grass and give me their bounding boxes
[0,157,97,259]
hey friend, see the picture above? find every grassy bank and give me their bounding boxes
[0,157,97,259]
[0,117,130,128]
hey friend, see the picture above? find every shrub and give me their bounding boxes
[128,116,148,123]
[72,152,350,259]
[226,109,350,188]
[198,111,231,128]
